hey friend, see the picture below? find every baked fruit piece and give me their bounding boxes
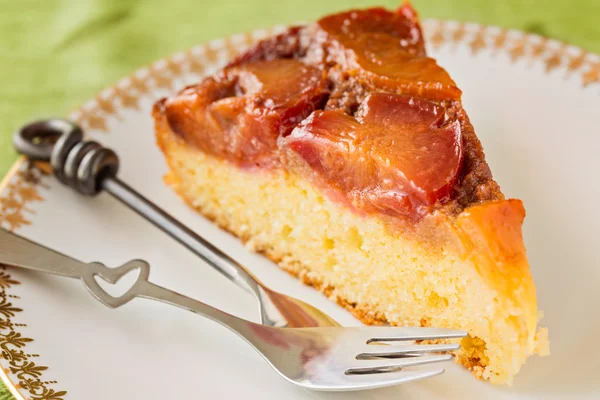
[153,4,548,384]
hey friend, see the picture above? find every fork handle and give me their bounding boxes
[101,177,263,297]
[13,119,265,299]
[0,229,248,332]
[137,281,244,329]
[0,228,86,279]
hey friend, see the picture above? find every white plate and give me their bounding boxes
[1,20,599,400]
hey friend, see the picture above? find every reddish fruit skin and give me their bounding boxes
[280,93,463,220]
[317,8,461,101]
[155,5,479,220]
[163,59,328,168]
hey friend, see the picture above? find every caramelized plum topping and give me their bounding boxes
[317,7,461,101]
[457,200,527,267]
[318,7,425,56]
[163,59,327,168]
[280,93,463,219]
[358,50,462,101]
[456,200,529,296]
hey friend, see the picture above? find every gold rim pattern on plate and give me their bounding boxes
[0,19,598,399]
[0,265,66,400]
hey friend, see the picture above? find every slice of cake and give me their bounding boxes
[153,4,548,384]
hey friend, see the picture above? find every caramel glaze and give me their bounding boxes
[156,5,503,219]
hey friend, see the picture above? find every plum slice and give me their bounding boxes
[280,93,463,219]
[318,6,426,57]
[317,6,461,101]
[162,58,327,168]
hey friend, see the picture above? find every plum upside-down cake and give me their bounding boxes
[153,4,549,384]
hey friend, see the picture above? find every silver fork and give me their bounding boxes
[13,118,338,328]
[0,229,466,391]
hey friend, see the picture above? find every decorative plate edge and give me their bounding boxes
[0,19,599,399]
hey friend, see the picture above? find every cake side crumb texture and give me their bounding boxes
[156,120,549,385]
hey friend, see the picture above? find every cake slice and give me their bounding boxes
[153,4,548,384]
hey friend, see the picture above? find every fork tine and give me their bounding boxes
[359,326,467,342]
[346,353,453,373]
[331,368,445,391]
[357,343,460,358]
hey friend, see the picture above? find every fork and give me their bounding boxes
[0,228,466,391]
[13,118,338,328]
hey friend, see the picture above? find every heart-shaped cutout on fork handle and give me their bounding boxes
[82,260,150,308]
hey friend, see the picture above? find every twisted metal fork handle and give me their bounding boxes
[12,119,264,300]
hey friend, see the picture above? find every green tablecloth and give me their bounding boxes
[0,0,598,398]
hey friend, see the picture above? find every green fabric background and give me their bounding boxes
[0,0,598,398]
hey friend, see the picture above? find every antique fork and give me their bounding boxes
[0,228,466,391]
[13,118,338,328]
